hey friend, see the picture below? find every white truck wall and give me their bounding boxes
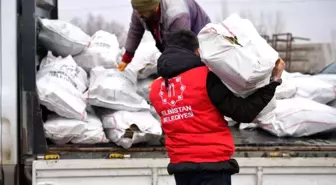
[0,0,18,165]
[33,158,336,185]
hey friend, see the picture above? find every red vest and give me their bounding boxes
[150,66,235,164]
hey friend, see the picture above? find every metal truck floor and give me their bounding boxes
[47,127,336,154]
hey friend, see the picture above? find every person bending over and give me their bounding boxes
[118,0,211,71]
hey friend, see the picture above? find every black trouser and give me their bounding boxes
[174,171,232,185]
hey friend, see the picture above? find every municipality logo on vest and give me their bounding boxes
[159,77,186,106]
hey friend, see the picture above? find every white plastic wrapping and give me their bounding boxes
[44,113,109,144]
[86,67,150,111]
[253,97,277,124]
[275,71,297,99]
[312,74,336,88]
[149,106,161,121]
[37,55,88,120]
[74,30,121,72]
[38,19,90,57]
[328,99,336,108]
[197,13,280,128]
[101,110,162,148]
[275,72,336,102]
[127,42,161,79]
[136,78,154,102]
[292,76,336,104]
[40,51,63,69]
[198,13,278,97]
[261,98,336,137]
[224,116,238,127]
[312,74,336,106]
[71,113,110,144]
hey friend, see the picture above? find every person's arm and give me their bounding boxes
[122,11,145,64]
[168,13,191,32]
[206,72,280,123]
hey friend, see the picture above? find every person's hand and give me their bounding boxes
[117,61,128,71]
[271,58,286,79]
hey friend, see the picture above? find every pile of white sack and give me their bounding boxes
[38,15,336,143]
[198,13,336,137]
[37,19,162,148]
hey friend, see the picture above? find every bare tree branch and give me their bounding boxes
[239,10,285,35]
[274,11,284,34]
[69,14,127,47]
[216,0,229,22]
[70,17,83,28]
[85,13,97,36]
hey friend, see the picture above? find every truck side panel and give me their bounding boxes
[33,158,336,185]
[1,0,18,184]
[0,0,18,165]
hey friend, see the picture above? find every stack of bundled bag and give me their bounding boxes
[127,42,163,121]
[197,13,336,137]
[37,18,162,148]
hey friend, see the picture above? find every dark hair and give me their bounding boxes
[165,29,199,52]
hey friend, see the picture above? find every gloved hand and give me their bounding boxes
[117,61,128,71]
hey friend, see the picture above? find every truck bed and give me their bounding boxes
[21,0,336,160]
[46,126,336,159]
[32,157,336,185]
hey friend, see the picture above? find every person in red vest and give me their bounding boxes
[149,30,285,185]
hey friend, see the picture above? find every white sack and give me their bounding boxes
[315,74,336,108]
[101,110,162,148]
[312,74,336,87]
[127,42,161,79]
[261,98,336,137]
[74,30,121,72]
[224,116,238,127]
[86,67,150,111]
[40,51,63,69]
[240,97,277,128]
[38,19,90,57]
[198,13,278,97]
[328,99,336,108]
[149,106,161,121]
[275,82,296,99]
[229,97,276,129]
[44,114,109,144]
[37,55,88,120]
[254,97,277,123]
[285,72,309,78]
[274,72,336,102]
[44,114,85,144]
[136,78,154,102]
[292,76,336,104]
[239,123,257,130]
[275,71,297,99]
[71,113,110,144]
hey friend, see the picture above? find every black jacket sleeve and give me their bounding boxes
[206,71,279,123]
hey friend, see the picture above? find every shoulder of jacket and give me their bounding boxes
[192,66,210,73]
[161,0,189,15]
